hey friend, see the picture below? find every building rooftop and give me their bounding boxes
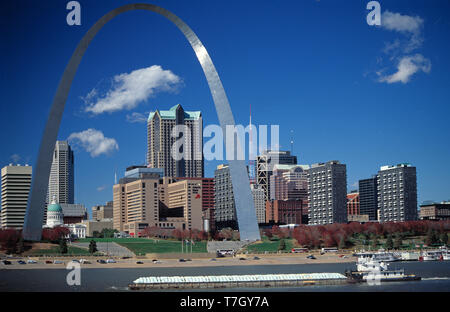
[273,164,310,171]
[311,160,341,168]
[380,163,413,171]
[148,104,201,121]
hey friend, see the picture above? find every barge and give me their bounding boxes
[129,272,348,290]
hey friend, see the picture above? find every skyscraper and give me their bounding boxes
[308,161,347,225]
[147,104,203,178]
[256,150,297,201]
[269,164,309,201]
[214,164,237,230]
[250,183,266,224]
[359,176,378,221]
[47,141,74,205]
[1,164,32,229]
[377,164,418,222]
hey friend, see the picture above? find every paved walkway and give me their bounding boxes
[71,242,135,257]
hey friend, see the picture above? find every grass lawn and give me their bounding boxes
[117,239,207,255]
[75,237,152,243]
[75,238,208,255]
[245,239,296,253]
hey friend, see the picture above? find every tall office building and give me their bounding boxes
[177,177,215,232]
[147,104,203,178]
[1,164,32,229]
[158,178,203,232]
[214,164,237,230]
[47,141,74,205]
[377,164,418,222]
[308,161,347,225]
[113,169,203,235]
[113,169,164,232]
[269,164,309,201]
[250,183,266,224]
[257,150,297,201]
[44,141,74,224]
[359,176,378,221]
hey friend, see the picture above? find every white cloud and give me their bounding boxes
[378,54,431,84]
[68,128,119,157]
[97,185,106,192]
[381,11,423,35]
[373,10,430,84]
[126,112,148,123]
[84,65,181,115]
[381,11,424,54]
[10,154,21,164]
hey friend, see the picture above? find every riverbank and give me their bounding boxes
[1,253,355,270]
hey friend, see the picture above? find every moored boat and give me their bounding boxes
[345,257,421,283]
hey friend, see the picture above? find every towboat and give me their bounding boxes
[345,257,421,283]
[422,250,443,261]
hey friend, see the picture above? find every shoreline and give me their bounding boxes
[1,254,356,270]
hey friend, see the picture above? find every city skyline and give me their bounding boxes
[2,0,450,217]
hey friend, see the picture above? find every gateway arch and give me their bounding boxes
[22,3,261,242]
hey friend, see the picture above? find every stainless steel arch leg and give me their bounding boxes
[23,3,260,242]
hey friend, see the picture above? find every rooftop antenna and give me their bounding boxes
[249,103,256,184]
[290,129,294,154]
[114,166,117,185]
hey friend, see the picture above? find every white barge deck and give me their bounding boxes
[129,273,348,290]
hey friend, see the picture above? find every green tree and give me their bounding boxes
[338,236,346,249]
[371,237,378,250]
[440,232,449,246]
[89,240,97,254]
[101,228,118,238]
[394,235,402,250]
[16,236,25,254]
[59,239,68,254]
[425,229,438,246]
[278,239,286,251]
[385,235,393,250]
[5,237,17,254]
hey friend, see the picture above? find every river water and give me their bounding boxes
[1,261,449,292]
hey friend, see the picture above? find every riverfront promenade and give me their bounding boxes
[0,252,355,270]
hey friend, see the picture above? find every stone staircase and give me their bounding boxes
[207,241,250,254]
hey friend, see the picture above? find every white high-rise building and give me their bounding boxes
[377,164,418,222]
[1,164,32,229]
[45,141,74,223]
[47,141,74,205]
[308,161,348,225]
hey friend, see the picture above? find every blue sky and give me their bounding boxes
[2,0,450,217]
